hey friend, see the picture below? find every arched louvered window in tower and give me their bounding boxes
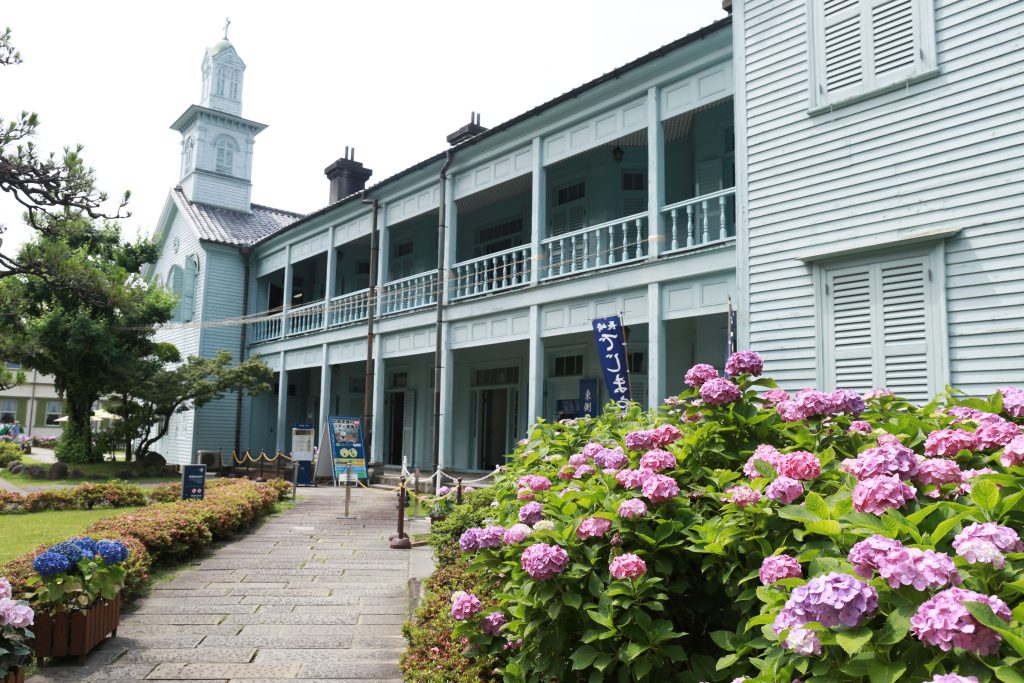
[214,136,238,175]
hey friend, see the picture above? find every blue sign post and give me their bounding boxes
[579,378,599,418]
[592,315,631,408]
[327,416,368,484]
[181,464,206,500]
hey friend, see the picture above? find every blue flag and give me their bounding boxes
[592,315,631,406]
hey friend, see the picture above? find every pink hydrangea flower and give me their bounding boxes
[743,444,783,478]
[954,539,1006,569]
[776,451,821,481]
[777,400,808,422]
[794,388,832,417]
[852,475,915,515]
[956,467,996,494]
[642,473,680,503]
[700,377,741,405]
[924,675,979,683]
[759,554,802,585]
[593,447,628,469]
[450,591,482,620]
[875,547,961,591]
[684,363,719,388]
[573,464,596,479]
[911,587,1011,655]
[557,465,576,480]
[829,389,865,416]
[864,387,895,400]
[617,498,648,519]
[974,418,1020,449]
[877,433,902,446]
[1000,386,1024,418]
[518,501,543,526]
[1001,434,1024,468]
[568,453,588,466]
[924,429,977,457]
[576,517,613,540]
[517,474,552,492]
[0,578,10,600]
[849,535,904,579]
[725,350,763,376]
[849,420,872,434]
[723,485,762,507]
[609,553,647,580]
[765,476,803,504]
[840,442,919,480]
[582,442,604,457]
[520,543,570,581]
[438,486,451,496]
[459,526,505,551]
[953,522,1023,555]
[516,489,535,501]
[481,611,506,636]
[640,449,676,471]
[0,598,33,628]
[915,458,962,488]
[625,430,653,451]
[762,388,791,406]
[773,572,878,633]
[616,468,655,490]
[503,523,533,544]
[650,424,683,447]
[784,627,822,656]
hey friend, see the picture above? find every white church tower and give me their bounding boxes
[170,22,267,213]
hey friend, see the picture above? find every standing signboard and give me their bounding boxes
[291,423,315,461]
[592,315,631,408]
[181,464,206,500]
[315,416,368,485]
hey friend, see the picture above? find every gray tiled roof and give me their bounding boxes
[174,187,304,245]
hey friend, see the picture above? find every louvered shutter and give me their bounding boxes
[822,0,863,96]
[825,266,876,392]
[179,256,198,324]
[400,390,415,463]
[871,0,915,78]
[880,259,930,401]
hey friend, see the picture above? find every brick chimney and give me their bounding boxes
[324,147,373,204]
[447,112,488,146]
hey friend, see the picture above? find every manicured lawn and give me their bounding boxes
[0,456,178,486]
[0,507,142,563]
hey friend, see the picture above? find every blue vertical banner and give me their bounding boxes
[592,315,631,407]
[579,378,599,417]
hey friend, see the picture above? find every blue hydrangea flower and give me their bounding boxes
[96,540,129,565]
[33,551,71,577]
[71,536,98,557]
[49,541,90,564]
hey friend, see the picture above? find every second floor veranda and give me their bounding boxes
[249,99,736,346]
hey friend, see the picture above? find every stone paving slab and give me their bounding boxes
[146,663,303,679]
[119,647,257,663]
[120,614,227,625]
[198,635,354,649]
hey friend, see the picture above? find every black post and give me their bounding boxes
[390,475,411,549]
[456,478,464,505]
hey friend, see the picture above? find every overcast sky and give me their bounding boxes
[1,1,728,253]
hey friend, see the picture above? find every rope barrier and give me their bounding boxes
[231,450,292,464]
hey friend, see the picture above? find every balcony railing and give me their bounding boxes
[286,300,324,337]
[662,188,736,253]
[249,314,283,344]
[380,270,438,315]
[328,288,369,326]
[451,245,532,300]
[541,212,648,280]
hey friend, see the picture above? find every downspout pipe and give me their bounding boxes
[432,149,454,473]
[361,194,380,461]
[234,244,252,459]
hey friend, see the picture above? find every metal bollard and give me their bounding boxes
[390,476,411,549]
[412,469,420,518]
[456,478,464,505]
[344,464,352,518]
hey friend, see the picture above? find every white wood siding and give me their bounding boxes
[739,0,1024,394]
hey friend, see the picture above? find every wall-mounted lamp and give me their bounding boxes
[611,146,625,164]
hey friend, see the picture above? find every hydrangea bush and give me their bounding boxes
[446,353,1024,682]
[29,537,129,614]
[0,576,34,676]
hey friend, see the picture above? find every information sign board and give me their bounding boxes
[181,464,206,500]
[323,416,368,483]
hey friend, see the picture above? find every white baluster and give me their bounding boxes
[670,209,679,250]
[558,239,567,275]
[582,231,590,270]
[634,219,643,259]
[719,195,728,240]
[701,200,710,244]
[620,221,628,263]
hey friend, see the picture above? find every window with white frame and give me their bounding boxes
[808,0,936,111]
[44,401,63,426]
[214,136,238,175]
[4,362,20,370]
[182,137,194,175]
[820,249,941,402]
[215,66,240,99]
[0,399,16,423]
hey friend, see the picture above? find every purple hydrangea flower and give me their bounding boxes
[773,572,878,633]
[722,485,761,507]
[759,554,802,585]
[924,675,979,683]
[776,451,821,481]
[744,444,782,478]
[915,458,962,488]
[450,590,482,620]
[684,363,719,388]
[910,587,1010,655]
[952,522,1023,563]
[481,611,506,636]
[0,598,33,628]
[609,553,647,580]
[849,420,872,434]
[1001,434,1024,468]
[639,449,676,471]
[1000,386,1024,418]
[794,388,832,417]
[641,473,680,503]
[852,475,915,515]
[576,517,612,540]
[777,400,808,422]
[617,498,648,519]
[848,535,904,579]
[616,468,655,490]
[503,523,533,544]
[840,441,919,481]
[765,476,803,504]
[924,429,977,457]
[829,389,865,416]
[762,389,791,406]
[974,418,1020,449]
[725,350,763,377]
[517,474,552,492]
[520,543,569,581]
[593,446,628,469]
[784,627,821,656]
[650,424,683,447]
[700,377,741,405]
[0,578,10,600]
[518,502,543,526]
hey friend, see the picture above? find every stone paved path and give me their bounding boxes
[31,485,432,682]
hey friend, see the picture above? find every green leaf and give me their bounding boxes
[970,479,999,513]
[842,512,890,534]
[867,659,906,683]
[804,492,830,520]
[570,644,599,670]
[928,511,969,545]
[804,519,842,537]
[994,667,1024,683]
[778,505,820,523]
[876,604,914,645]
[835,626,872,656]
[964,601,1024,658]
[753,459,777,479]
[564,592,582,609]
[716,653,739,671]
[624,641,647,662]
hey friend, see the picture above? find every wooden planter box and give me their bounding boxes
[3,667,26,683]
[33,593,120,665]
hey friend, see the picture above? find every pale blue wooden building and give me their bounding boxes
[146,1,1024,468]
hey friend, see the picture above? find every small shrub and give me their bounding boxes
[0,442,21,467]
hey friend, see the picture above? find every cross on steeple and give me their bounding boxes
[223,17,231,40]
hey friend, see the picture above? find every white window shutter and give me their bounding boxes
[179,256,198,324]
[880,259,930,401]
[822,0,864,95]
[871,0,916,78]
[401,390,415,462]
[825,266,876,392]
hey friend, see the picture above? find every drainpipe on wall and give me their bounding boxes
[28,369,38,437]
[361,194,380,460]
[234,245,252,458]
[432,149,455,472]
